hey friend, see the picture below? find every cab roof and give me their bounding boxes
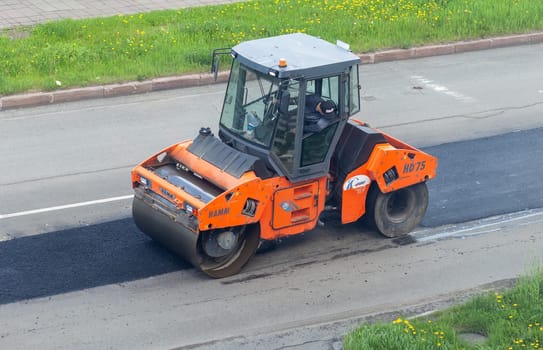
[232,33,360,79]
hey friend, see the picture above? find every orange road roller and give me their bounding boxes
[131,33,438,278]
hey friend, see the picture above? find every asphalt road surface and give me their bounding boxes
[0,43,542,349]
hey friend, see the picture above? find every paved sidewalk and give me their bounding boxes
[0,0,241,29]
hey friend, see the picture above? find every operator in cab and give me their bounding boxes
[303,95,338,133]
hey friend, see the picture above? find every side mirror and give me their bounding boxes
[212,57,220,81]
[210,48,231,81]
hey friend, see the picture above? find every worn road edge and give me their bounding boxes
[174,278,517,349]
[1,32,543,111]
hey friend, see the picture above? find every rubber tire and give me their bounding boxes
[367,182,429,238]
[197,224,260,278]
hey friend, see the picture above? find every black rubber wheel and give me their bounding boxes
[197,224,260,278]
[367,182,429,238]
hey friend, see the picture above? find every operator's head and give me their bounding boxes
[317,100,336,116]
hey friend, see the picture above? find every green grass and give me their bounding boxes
[344,268,543,350]
[1,0,543,95]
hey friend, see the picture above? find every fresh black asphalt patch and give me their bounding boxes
[1,127,542,304]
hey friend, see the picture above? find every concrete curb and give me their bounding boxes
[1,32,542,111]
[357,31,543,63]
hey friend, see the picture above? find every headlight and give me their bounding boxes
[140,175,150,187]
[185,203,198,217]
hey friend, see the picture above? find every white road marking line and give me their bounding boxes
[520,218,543,225]
[411,75,474,102]
[0,232,13,241]
[413,210,543,243]
[416,227,501,242]
[0,195,134,220]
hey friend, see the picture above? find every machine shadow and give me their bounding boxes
[0,218,190,305]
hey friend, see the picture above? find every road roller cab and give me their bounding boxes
[131,33,438,278]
